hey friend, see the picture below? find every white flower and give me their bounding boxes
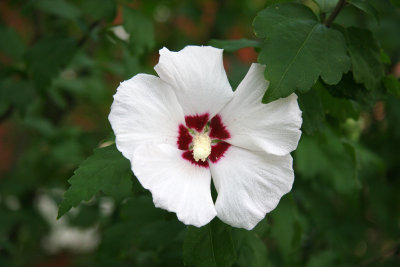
[109,46,302,230]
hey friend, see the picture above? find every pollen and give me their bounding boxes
[192,133,212,162]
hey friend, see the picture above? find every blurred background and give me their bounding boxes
[0,0,400,266]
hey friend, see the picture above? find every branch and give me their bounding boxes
[324,0,347,27]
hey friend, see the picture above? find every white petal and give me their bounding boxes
[154,46,233,118]
[131,144,216,227]
[219,63,302,156]
[109,74,185,159]
[210,146,294,230]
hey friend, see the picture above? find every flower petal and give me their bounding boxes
[210,146,294,230]
[109,74,185,159]
[154,46,233,118]
[131,143,216,227]
[219,63,302,156]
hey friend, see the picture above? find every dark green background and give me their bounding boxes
[0,0,399,266]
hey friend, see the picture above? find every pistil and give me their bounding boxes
[192,133,212,162]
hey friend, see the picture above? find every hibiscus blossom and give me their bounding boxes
[109,46,302,230]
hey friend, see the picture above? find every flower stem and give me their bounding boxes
[324,0,347,27]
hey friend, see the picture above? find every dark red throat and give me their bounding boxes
[177,113,231,168]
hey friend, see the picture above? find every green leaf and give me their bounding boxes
[57,144,133,219]
[306,250,336,267]
[110,196,182,248]
[353,142,385,177]
[339,26,383,90]
[380,49,391,64]
[183,219,237,267]
[26,36,77,90]
[0,26,25,60]
[295,129,359,194]
[34,0,81,20]
[326,73,378,108]
[0,79,34,116]
[383,75,400,98]
[77,0,116,21]
[99,196,185,265]
[253,3,350,103]
[313,0,339,13]
[208,39,261,52]
[233,229,269,267]
[123,7,155,55]
[269,195,304,257]
[298,88,325,135]
[315,82,360,121]
[122,46,141,79]
[350,0,380,23]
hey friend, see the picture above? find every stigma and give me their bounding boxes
[192,133,212,162]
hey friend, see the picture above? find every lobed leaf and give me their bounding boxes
[339,26,383,90]
[253,3,350,103]
[57,144,133,219]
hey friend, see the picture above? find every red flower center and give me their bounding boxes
[177,113,231,168]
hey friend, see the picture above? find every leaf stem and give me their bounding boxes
[324,0,347,27]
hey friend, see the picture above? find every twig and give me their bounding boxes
[324,0,347,27]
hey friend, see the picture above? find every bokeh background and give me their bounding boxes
[1,0,400,266]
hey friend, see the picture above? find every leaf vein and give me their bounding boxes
[273,24,319,94]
